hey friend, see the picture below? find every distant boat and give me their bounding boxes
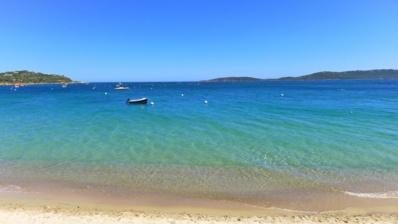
[62,83,67,88]
[126,98,148,104]
[115,86,130,90]
[115,83,130,90]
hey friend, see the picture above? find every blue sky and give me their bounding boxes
[1,0,397,81]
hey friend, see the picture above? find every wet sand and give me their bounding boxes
[0,190,397,224]
[1,202,397,224]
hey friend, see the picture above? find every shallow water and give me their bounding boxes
[1,80,398,211]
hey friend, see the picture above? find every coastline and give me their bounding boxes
[1,187,398,223]
[0,195,397,224]
[0,81,88,86]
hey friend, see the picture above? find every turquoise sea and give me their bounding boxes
[1,80,398,211]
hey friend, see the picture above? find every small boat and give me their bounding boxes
[115,86,130,90]
[115,83,130,90]
[126,98,148,104]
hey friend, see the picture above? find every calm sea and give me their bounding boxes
[1,80,397,211]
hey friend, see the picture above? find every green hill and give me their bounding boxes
[204,69,398,82]
[277,69,398,80]
[202,76,263,82]
[0,70,73,84]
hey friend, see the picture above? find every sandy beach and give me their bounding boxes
[1,192,397,224]
[1,203,397,224]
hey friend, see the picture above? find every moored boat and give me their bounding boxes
[115,83,130,90]
[126,98,148,104]
[115,86,130,90]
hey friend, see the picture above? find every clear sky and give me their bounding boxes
[1,0,397,81]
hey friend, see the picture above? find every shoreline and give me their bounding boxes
[1,188,398,223]
[1,163,398,214]
[0,195,397,224]
[0,82,88,86]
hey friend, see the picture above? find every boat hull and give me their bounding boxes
[115,87,130,90]
[126,98,148,104]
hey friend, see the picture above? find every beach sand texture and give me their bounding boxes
[0,204,397,224]
[0,194,397,224]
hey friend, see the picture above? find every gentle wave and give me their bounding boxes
[344,190,398,199]
[2,81,398,211]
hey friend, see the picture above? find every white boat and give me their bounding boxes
[115,86,130,90]
[115,83,130,90]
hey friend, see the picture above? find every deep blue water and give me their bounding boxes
[1,80,398,210]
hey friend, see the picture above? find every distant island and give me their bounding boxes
[276,69,398,81]
[203,69,398,82]
[203,76,263,82]
[0,70,73,85]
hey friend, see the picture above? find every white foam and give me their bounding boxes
[0,185,22,193]
[344,190,398,199]
[245,204,330,213]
